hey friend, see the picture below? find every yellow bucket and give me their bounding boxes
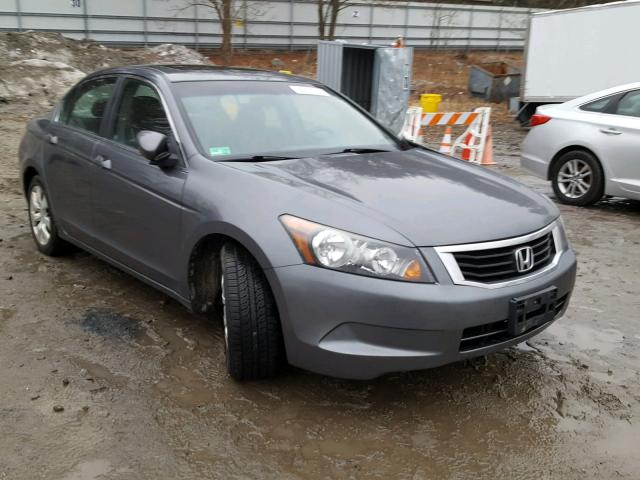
[420,94,442,113]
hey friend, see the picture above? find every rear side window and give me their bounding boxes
[615,90,640,118]
[111,79,172,148]
[60,77,116,135]
[580,96,613,113]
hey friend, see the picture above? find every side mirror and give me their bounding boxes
[136,130,178,169]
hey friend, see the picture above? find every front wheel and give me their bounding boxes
[27,176,70,256]
[551,150,604,206]
[220,243,284,380]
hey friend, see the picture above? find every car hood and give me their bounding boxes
[226,149,558,246]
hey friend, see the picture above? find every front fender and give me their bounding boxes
[184,219,295,272]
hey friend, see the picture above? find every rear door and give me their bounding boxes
[91,77,187,290]
[45,77,117,243]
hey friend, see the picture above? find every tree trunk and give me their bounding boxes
[318,0,326,40]
[221,0,233,64]
[328,0,340,41]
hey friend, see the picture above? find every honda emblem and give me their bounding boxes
[514,246,534,273]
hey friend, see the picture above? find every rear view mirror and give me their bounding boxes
[136,130,178,169]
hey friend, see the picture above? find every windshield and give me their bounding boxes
[173,81,399,160]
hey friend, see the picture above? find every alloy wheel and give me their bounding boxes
[29,185,51,246]
[557,159,593,199]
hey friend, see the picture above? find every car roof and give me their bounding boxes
[86,64,318,85]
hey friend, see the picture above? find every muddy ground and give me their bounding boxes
[1,96,639,478]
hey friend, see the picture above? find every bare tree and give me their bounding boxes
[317,1,401,42]
[181,1,263,64]
[317,0,353,41]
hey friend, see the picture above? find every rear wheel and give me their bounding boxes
[27,176,70,256]
[220,242,284,380]
[551,150,604,206]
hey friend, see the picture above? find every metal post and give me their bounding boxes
[466,7,474,52]
[15,0,22,32]
[496,8,503,52]
[194,3,199,51]
[142,0,148,47]
[82,0,89,40]
[368,3,373,43]
[403,2,409,43]
[243,0,248,51]
[289,0,294,51]
[434,5,440,50]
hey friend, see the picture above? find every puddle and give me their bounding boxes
[77,308,144,341]
[593,420,640,475]
[546,322,624,355]
[70,356,130,388]
[62,459,112,480]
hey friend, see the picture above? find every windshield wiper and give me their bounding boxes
[222,155,300,162]
[326,148,394,155]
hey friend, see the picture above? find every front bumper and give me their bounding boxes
[266,249,576,380]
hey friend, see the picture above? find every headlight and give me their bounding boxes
[280,215,434,283]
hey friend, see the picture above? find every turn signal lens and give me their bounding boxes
[280,214,434,283]
[279,215,317,263]
[403,259,423,280]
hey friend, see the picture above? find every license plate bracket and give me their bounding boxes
[508,286,558,336]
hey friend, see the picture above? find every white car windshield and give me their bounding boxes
[173,80,399,159]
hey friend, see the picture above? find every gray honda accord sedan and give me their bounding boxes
[19,65,576,380]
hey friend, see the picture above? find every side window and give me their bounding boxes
[614,90,640,118]
[111,79,172,148]
[580,96,613,113]
[61,77,116,135]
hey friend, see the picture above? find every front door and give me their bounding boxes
[91,78,187,291]
[597,89,640,196]
[44,77,117,244]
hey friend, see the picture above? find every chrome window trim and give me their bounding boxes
[434,221,562,289]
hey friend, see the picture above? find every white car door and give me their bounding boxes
[594,90,640,197]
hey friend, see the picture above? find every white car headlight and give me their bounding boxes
[280,215,434,283]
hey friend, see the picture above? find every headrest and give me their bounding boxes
[91,99,108,118]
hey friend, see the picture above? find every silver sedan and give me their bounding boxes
[521,82,640,206]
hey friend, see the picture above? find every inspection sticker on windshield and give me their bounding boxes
[289,85,329,96]
[209,146,231,156]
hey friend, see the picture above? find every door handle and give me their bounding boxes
[600,128,622,135]
[48,134,58,145]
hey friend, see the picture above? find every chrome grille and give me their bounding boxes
[434,222,562,289]
[453,232,555,283]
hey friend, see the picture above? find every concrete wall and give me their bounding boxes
[0,0,538,49]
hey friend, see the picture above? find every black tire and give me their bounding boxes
[26,176,70,256]
[551,150,604,206]
[220,242,284,380]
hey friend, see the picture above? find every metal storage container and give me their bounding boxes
[317,41,413,134]
[468,62,521,103]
